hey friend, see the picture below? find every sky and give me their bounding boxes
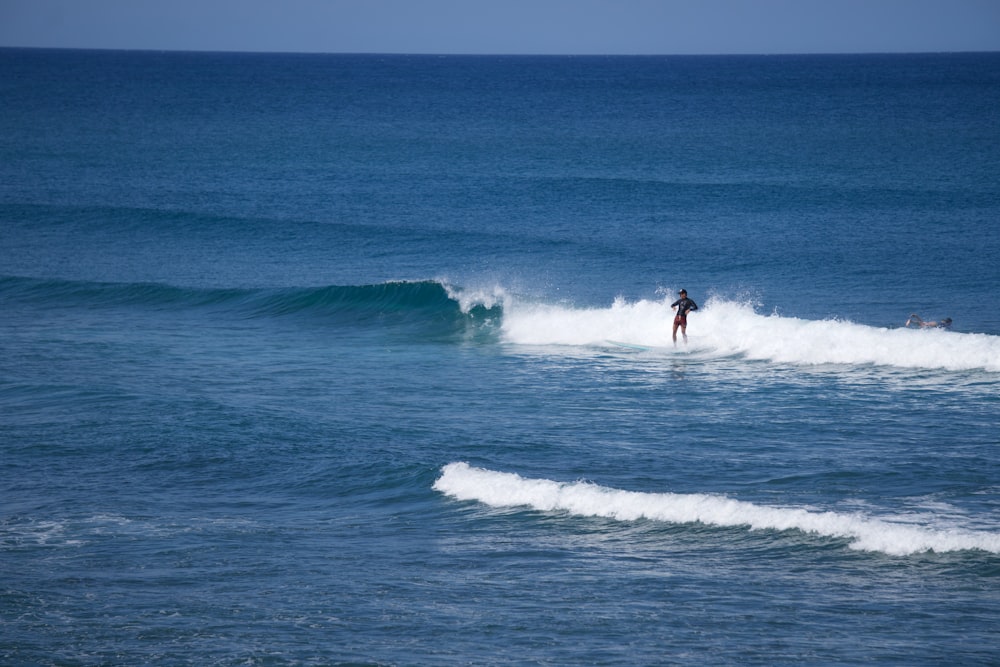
[1,0,999,55]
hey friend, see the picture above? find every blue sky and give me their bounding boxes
[1,0,998,55]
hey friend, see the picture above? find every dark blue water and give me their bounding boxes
[2,49,999,666]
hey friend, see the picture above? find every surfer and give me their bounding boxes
[670,289,698,344]
[905,314,952,329]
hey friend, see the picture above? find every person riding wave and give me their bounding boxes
[670,289,698,344]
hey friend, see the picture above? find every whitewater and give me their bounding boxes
[435,462,1000,557]
[491,292,1000,373]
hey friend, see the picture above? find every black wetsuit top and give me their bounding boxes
[671,297,698,318]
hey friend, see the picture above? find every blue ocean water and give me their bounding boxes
[2,48,999,665]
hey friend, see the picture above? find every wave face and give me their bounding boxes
[435,463,1000,556]
[0,275,504,337]
[500,295,1000,373]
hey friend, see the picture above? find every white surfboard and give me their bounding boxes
[604,340,653,351]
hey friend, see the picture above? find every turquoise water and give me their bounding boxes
[2,49,999,665]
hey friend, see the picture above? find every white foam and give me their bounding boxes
[502,295,676,347]
[500,295,1000,372]
[443,282,509,313]
[434,462,1000,556]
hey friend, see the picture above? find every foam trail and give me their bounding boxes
[500,296,1000,372]
[434,463,1000,556]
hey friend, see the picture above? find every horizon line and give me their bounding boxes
[2,45,999,58]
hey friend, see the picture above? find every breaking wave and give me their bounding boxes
[435,462,1000,556]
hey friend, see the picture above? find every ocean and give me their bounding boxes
[1,48,999,666]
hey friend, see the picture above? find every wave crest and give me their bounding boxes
[434,463,1000,556]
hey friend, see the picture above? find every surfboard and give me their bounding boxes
[605,340,653,351]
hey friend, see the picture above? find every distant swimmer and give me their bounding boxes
[905,313,952,329]
[670,289,698,344]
